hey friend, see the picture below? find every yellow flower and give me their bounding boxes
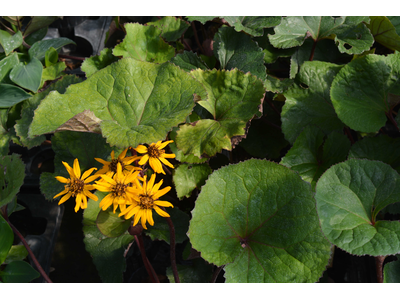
[135,140,176,174]
[119,173,173,230]
[54,158,98,213]
[94,148,141,176]
[93,162,140,213]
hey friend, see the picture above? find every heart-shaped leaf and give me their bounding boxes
[173,163,212,199]
[0,53,19,83]
[367,16,400,51]
[29,58,206,149]
[188,159,331,282]
[222,16,281,37]
[0,214,13,265]
[113,23,175,63]
[316,159,400,256]
[0,84,31,108]
[0,261,39,283]
[330,53,400,133]
[176,68,265,158]
[0,30,23,56]
[10,57,43,92]
[281,61,344,144]
[96,208,132,238]
[28,38,75,62]
[348,135,400,173]
[147,16,190,42]
[0,154,25,208]
[281,126,350,188]
[269,16,373,54]
[213,26,266,80]
[83,195,134,283]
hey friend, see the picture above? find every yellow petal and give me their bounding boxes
[141,210,148,229]
[118,148,129,160]
[162,153,176,159]
[110,150,115,159]
[99,194,113,210]
[81,196,88,210]
[146,209,154,226]
[94,157,109,165]
[159,140,174,149]
[138,154,149,165]
[55,176,69,184]
[73,158,81,179]
[147,173,156,193]
[58,192,72,204]
[149,157,164,174]
[153,186,171,199]
[133,209,143,227]
[84,174,100,183]
[83,189,98,201]
[125,205,141,220]
[135,145,148,154]
[81,167,97,180]
[154,200,173,208]
[54,188,69,199]
[62,161,75,178]
[159,157,174,169]
[154,205,170,218]
[74,193,82,212]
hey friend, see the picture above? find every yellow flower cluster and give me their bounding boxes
[53,140,176,229]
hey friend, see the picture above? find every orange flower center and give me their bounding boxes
[139,194,154,209]
[147,145,165,158]
[112,183,127,197]
[109,159,125,173]
[68,178,84,196]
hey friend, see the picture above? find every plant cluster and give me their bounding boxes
[1,16,400,283]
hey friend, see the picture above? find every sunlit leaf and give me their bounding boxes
[0,53,19,83]
[0,30,22,56]
[3,245,28,265]
[96,208,132,238]
[367,16,400,51]
[222,16,281,37]
[170,51,209,72]
[316,159,400,256]
[81,48,118,77]
[189,159,331,282]
[173,163,212,199]
[148,16,190,42]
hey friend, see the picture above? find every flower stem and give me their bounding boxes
[134,234,159,283]
[211,265,223,283]
[2,206,53,283]
[163,209,180,283]
[191,21,205,54]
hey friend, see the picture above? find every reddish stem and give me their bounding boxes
[58,54,86,61]
[211,265,223,283]
[386,111,399,131]
[375,256,386,283]
[2,207,53,283]
[134,234,159,283]
[344,127,355,145]
[309,39,318,61]
[191,22,205,54]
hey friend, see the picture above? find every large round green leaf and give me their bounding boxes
[96,209,132,238]
[330,53,400,133]
[29,58,206,148]
[188,159,331,282]
[316,159,400,256]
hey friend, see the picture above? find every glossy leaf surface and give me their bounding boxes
[0,84,31,108]
[367,16,400,51]
[0,30,22,56]
[9,57,43,92]
[316,159,400,256]
[189,159,331,282]
[28,38,75,62]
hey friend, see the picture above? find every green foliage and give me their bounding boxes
[9,57,42,92]
[0,154,25,208]
[222,16,281,37]
[0,261,40,283]
[189,159,331,282]
[0,214,13,264]
[147,16,190,42]
[367,16,400,51]
[0,30,22,56]
[383,255,400,283]
[173,163,212,199]
[316,159,400,256]
[81,48,119,77]
[96,208,132,238]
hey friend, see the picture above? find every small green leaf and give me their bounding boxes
[173,163,212,199]
[254,29,296,64]
[0,154,25,208]
[170,51,209,72]
[0,30,23,56]
[269,16,373,54]
[316,159,400,256]
[96,208,131,238]
[222,16,281,37]
[3,245,28,264]
[282,61,344,144]
[23,16,59,37]
[0,84,31,108]
[146,206,189,244]
[176,69,265,158]
[331,53,400,133]
[83,196,134,283]
[81,48,118,77]
[113,23,175,63]
[0,53,19,83]
[44,47,58,67]
[213,26,266,80]
[147,16,190,42]
[10,57,43,92]
[166,257,213,283]
[28,38,75,62]
[0,214,13,265]
[0,261,39,283]
[281,126,350,188]
[15,75,82,149]
[367,16,400,51]
[24,27,48,46]
[348,135,400,173]
[189,159,331,282]
[169,127,207,164]
[384,256,400,283]
[29,59,206,149]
